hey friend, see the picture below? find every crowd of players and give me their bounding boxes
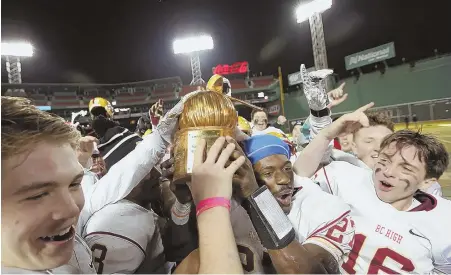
[1,66,450,274]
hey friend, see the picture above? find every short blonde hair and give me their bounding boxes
[1,96,81,160]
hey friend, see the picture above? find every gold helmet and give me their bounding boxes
[88,97,114,118]
[206,74,231,96]
[237,116,251,135]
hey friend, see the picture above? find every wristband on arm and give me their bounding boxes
[310,108,331,118]
[242,186,295,250]
[196,197,231,217]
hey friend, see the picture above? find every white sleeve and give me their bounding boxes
[85,131,166,215]
[312,165,338,195]
[303,210,355,264]
[431,199,451,273]
[85,233,146,274]
[307,115,335,165]
[432,238,451,273]
[308,114,332,142]
[290,177,355,263]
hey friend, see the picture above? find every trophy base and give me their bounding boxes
[173,126,235,184]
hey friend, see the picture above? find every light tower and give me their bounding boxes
[296,0,332,89]
[173,35,214,86]
[1,42,34,96]
[1,42,33,84]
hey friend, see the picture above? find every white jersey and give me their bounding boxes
[251,126,285,137]
[289,175,355,264]
[78,132,167,236]
[314,161,451,274]
[230,176,355,273]
[83,200,166,274]
[1,234,96,274]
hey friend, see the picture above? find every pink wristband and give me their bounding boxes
[196,197,231,217]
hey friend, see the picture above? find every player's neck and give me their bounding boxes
[390,197,414,211]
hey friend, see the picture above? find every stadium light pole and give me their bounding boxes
[296,0,332,89]
[173,35,214,86]
[1,42,34,84]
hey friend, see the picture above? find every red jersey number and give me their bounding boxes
[342,234,415,274]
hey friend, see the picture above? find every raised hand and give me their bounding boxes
[77,136,98,168]
[150,99,164,118]
[322,102,375,140]
[189,137,246,204]
[327,82,348,109]
[161,156,193,204]
[301,64,334,111]
[277,115,287,125]
[225,136,259,201]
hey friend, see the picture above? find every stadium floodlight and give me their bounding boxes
[1,42,34,96]
[295,0,332,90]
[173,35,214,55]
[173,35,214,85]
[295,0,332,23]
[1,42,34,57]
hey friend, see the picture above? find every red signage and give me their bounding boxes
[213,61,249,75]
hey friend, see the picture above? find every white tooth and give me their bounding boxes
[57,227,70,236]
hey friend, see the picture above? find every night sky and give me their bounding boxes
[2,0,451,84]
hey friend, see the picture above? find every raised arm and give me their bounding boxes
[295,66,348,177]
[78,99,184,235]
[174,137,245,274]
[294,102,374,178]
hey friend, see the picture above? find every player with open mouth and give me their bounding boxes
[295,103,451,274]
[1,96,183,273]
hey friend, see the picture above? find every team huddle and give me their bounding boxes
[1,69,450,274]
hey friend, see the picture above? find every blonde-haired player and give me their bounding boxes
[1,97,96,273]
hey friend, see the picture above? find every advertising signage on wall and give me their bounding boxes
[213,61,249,75]
[267,103,280,115]
[287,66,315,86]
[344,42,396,70]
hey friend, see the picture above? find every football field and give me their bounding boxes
[395,120,451,198]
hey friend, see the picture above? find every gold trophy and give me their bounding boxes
[172,90,238,185]
[172,74,262,185]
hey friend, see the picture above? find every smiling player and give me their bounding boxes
[1,97,96,273]
[295,105,451,273]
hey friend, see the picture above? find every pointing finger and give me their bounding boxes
[355,102,374,113]
[336,93,348,104]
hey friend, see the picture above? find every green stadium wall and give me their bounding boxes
[285,55,451,120]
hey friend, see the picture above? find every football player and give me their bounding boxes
[297,63,394,174]
[1,94,184,273]
[166,135,355,273]
[81,97,192,274]
[83,159,166,274]
[295,105,451,273]
[1,97,96,273]
[250,109,286,137]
